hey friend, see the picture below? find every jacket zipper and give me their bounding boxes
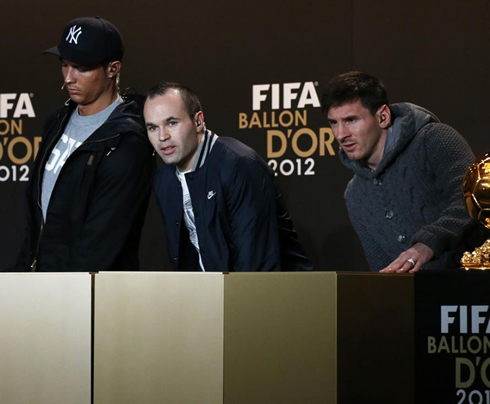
[31,112,71,271]
[30,222,43,271]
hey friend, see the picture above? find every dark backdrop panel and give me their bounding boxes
[352,0,490,155]
[1,0,487,271]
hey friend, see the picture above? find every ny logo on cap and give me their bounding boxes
[66,25,83,45]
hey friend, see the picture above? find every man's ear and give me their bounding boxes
[377,104,391,128]
[106,61,122,78]
[195,111,205,132]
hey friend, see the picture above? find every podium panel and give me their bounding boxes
[94,272,224,404]
[415,271,490,404]
[224,272,338,403]
[0,274,91,404]
[337,273,414,404]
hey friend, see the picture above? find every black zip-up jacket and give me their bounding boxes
[16,94,155,271]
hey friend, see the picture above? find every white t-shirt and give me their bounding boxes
[176,170,205,271]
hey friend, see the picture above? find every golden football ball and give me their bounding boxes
[462,152,490,229]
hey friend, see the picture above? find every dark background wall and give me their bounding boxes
[1,0,489,271]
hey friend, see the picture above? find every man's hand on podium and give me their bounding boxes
[379,243,434,274]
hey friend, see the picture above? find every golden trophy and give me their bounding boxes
[461,152,490,270]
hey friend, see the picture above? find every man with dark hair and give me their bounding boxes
[15,16,154,271]
[144,81,312,271]
[323,71,479,273]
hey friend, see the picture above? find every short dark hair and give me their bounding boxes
[147,81,202,119]
[322,71,389,115]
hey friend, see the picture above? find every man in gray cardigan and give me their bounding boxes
[322,71,480,273]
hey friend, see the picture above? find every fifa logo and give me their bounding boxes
[66,25,82,45]
[0,93,35,118]
[252,82,320,111]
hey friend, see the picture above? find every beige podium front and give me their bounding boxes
[0,273,92,404]
[94,272,224,404]
[94,272,413,404]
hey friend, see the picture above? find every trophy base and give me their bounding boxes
[462,266,490,271]
[461,239,490,270]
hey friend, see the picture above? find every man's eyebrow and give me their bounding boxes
[340,114,359,120]
[145,116,180,127]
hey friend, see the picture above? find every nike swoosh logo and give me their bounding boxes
[207,191,216,200]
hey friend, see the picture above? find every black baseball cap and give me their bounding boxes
[43,16,124,66]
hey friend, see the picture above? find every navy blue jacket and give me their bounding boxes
[154,134,312,271]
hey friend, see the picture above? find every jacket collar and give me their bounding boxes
[189,129,219,172]
[58,93,148,149]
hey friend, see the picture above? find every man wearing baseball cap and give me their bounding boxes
[15,16,154,271]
